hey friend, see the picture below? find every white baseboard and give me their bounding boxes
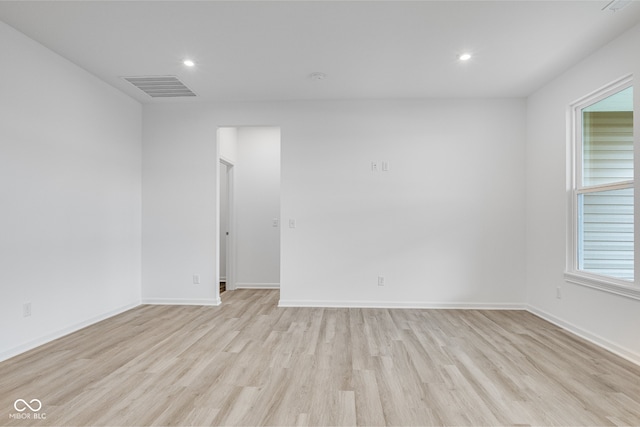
[526,305,640,367]
[278,299,525,309]
[236,283,280,289]
[0,301,140,363]
[277,299,639,367]
[142,297,221,306]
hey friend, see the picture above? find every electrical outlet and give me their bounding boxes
[371,161,378,172]
[378,276,385,286]
[193,275,201,285]
[556,287,562,299]
[23,302,31,317]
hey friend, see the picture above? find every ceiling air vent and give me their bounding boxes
[122,76,196,98]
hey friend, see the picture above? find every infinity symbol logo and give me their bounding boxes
[14,399,42,412]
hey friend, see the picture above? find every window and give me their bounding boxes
[566,76,638,298]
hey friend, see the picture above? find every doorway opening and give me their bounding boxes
[217,126,281,299]
[219,160,232,295]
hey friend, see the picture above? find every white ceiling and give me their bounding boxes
[1,1,640,103]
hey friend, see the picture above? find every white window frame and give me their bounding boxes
[565,74,640,300]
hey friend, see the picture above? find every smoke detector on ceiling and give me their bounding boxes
[122,76,196,98]
[308,72,327,81]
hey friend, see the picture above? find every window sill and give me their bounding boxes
[564,271,640,301]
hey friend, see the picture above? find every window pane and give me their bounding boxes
[582,87,633,187]
[578,187,634,281]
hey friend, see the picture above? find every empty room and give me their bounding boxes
[2,1,640,425]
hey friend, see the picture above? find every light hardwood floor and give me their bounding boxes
[2,289,640,426]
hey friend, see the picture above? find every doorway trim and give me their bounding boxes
[219,158,236,291]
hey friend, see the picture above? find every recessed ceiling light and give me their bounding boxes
[183,59,195,67]
[458,53,472,61]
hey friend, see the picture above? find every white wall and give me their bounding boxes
[235,127,281,288]
[526,23,640,363]
[279,100,526,307]
[141,108,218,305]
[218,127,238,164]
[142,99,527,308]
[0,21,142,361]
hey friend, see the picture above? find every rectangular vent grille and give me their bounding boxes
[122,76,196,98]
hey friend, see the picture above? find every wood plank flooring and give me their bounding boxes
[1,289,640,426]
